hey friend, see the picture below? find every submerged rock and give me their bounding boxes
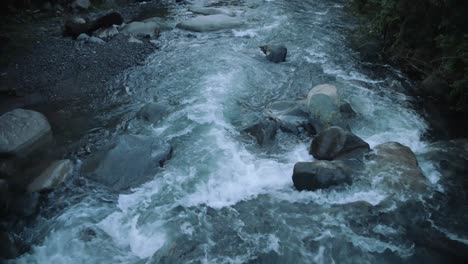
[260,45,287,63]
[292,161,352,191]
[243,118,279,146]
[0,109,52,157]
[189,6,235,17]
[137,102,170,124]
[27,159,73,193]
[176,15,243,32]
[310,126,369,160]
[306,84,340,124]
[82,134,172,191]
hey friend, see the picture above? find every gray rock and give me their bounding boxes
[72,0,91,10]
[310,126,369,160]
[306,84,340,124]
[243,118,279,146]
[27,160,73,193]
[122,21,160,38]
[137,102,170,124]
[176,15,243,32]
[369,142,426,191]
[0,109,52,156]
[260,45,287,63]
[292,161,352,191]
[77,33,90,41]
[82,134,172,191]
[128,36,143,44]
[189,6,236,17]
[93,26,119,39]
[88,36,105,44]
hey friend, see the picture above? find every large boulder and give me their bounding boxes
[137,102,170,124]
[243,117,279,146]
[310,126,370,160]
[306,84,340,124]
[189,6,235,17]
[27,159,73,193]
[122,21,160,38]
[176,14,243,32]
[292,161,352,191]
[259,45,287,63]
[368,142,426,191]
[82,134,172,191]
[0,109,52,157]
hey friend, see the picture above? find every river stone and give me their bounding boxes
[176,15,243,32]
[369,142,426,191]
[310,126,370,160]
[243,118,279,146]
[27,159,73,193]
[292,161,352,191]
[0,109,51,156]
[93,26,119,39]
[137,102,170,124]
[260,45,287,63]
[189,6,235,17]
[122,21,160,38]
[306,84,340,123]
[82,134,172,191]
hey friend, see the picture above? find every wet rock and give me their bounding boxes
[243,118,279,146]
[259,45,287,63]
[306,84,340,124]
[292,161,352,191]
[72,0,91,10]
[339,101,357,119]
[27,159,73,193]
[189,6,236,17]
[82,134,172,191]
[310,126,370,160]
[176,14,243,32]
[368,142,426,190]
[122,21,160,38]
[0,230,19,260]
[137,102,170,124]
[93,25,119,39]
[0,109,52,157]
[64,16,89,39]
[128,36,143,44]
[77,34,105,44]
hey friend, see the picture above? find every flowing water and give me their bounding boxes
[12,0,467,263]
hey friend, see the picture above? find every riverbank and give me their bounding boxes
[348,0,468,140]
[0,0,174,259]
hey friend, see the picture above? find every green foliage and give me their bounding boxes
[351,0,468,113]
